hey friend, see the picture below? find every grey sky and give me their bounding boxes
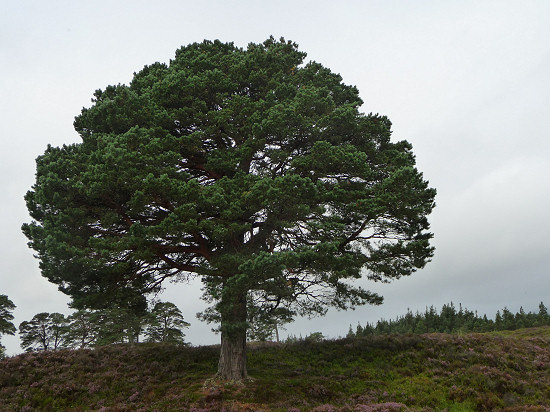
[2,1,549,355]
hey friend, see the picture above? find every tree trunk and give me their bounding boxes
[217,292,248,380]
[217,329,247,380]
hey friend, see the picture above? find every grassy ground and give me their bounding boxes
[1,327,549,411]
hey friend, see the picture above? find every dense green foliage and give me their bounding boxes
[1,328,549,411]
[22,37,436,378]
[347,302,550,337]
[0,295,16,359]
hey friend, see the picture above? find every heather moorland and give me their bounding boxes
[1,327,549,411]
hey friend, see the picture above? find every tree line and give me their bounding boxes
[5,294,549,359]
[0,297,189,357]
[347,302,550,337]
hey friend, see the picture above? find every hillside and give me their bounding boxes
[1,327,549,411]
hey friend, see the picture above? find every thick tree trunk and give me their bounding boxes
[217,292,248,380]
[217,330,247,380]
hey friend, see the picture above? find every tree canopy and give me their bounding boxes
[23,37,436,379]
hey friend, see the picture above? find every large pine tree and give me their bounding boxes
[23,37,436,379]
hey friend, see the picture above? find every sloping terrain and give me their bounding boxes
[1,327,549,411]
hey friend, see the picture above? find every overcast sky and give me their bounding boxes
[2,1,549,355]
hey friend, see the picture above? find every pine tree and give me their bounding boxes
[23,38,436,379]
[145,302,189,344]
[0,295,16,358]
[19,313,68,351]
[537,302,549,326]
